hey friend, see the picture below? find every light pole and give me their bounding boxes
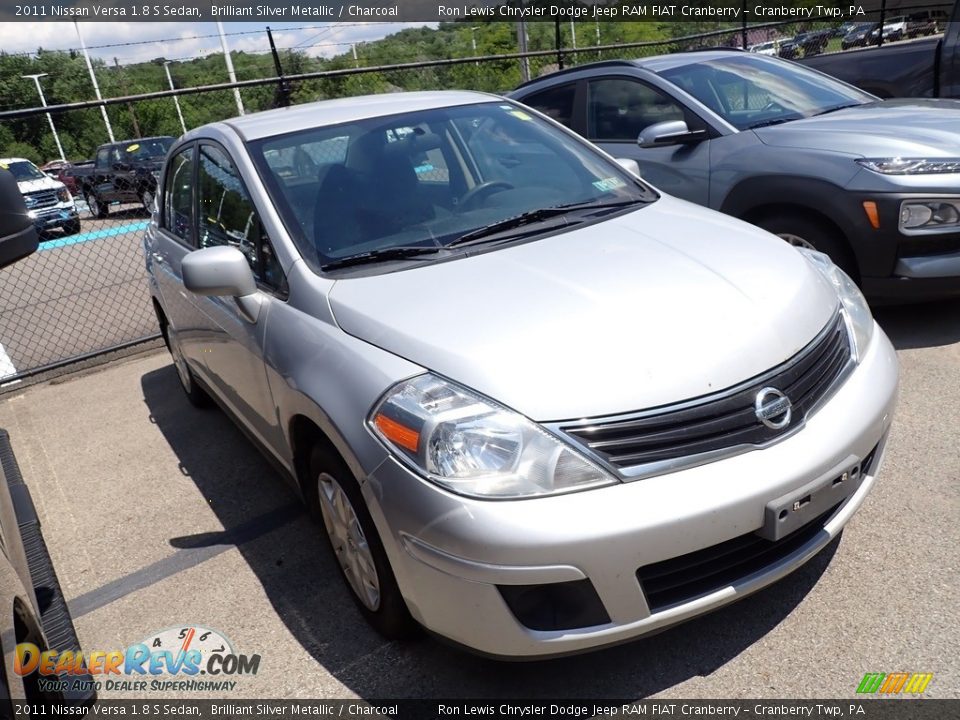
[74,21,114,142]
[163,62,187,135]
[21,73,65,161]
[470,26,480,65]
[216,21,245,116]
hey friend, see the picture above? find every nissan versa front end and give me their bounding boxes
[143,91,899,658]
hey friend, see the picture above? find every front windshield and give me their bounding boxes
[124,138,174,161]
[2,160,46,181]
[659,56,875,131]
[249,101,655,271]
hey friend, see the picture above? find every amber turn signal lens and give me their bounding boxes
[374,413,420,452]
[862,201,880,229]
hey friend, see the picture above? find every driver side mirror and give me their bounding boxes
[182,246,263,323]
[0,168,39,270]
[615,158,642,178]
[638,120,707,148]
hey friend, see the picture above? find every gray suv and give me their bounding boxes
[511,51,960,303]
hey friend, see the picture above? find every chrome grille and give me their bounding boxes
[560,313,852,474]
[24,189,59,210]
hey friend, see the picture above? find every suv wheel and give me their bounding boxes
[756,213,859,281]
[308,445,418,640]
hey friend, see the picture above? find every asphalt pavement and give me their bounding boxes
[0,299,956,700]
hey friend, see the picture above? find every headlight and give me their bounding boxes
[856,158,960,175]
[370,374,616,499]
[57,187,72,203]
[796,248,874,363]
[899,199,960,234]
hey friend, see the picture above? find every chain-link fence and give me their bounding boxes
[0,15,922,391]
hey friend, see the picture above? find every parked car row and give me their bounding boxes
[512,50,960,304]
[801,3,959,99]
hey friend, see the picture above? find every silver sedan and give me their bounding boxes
[144,91,898,657]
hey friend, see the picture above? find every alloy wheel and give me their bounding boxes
[317,472,381,611]
[169,329,192,393]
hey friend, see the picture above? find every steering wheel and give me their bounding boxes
[458,180,513,211]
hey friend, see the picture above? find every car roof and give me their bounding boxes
[219,90,498,141]
[513,50,749,91]
[0,158,32,164]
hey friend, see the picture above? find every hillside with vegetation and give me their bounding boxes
[0,19,750,164]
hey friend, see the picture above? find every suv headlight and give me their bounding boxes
[796,248,874,362]
[899,199,960,233]
[57,187,72,203]
[856,158,960,175]
[370,374,616,499]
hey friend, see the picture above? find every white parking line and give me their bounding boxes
[0,341,19,385]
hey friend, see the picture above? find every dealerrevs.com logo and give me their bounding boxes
[15,625,260,693]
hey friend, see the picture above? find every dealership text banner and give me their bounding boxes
[2,1,929,23]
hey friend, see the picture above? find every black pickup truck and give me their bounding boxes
[74,136,174,218]
[800,5,959,98]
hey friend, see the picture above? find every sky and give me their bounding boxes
[0,21,435,66]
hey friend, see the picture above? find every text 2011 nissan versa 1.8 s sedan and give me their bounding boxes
[144,91,899,658]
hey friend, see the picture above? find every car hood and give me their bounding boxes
[328,196,840,421]
[754,99,960,157]
[16,175,64,193]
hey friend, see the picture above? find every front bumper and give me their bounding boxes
[842,191,960,302]
[365,325,899,658]
[30,205,79,231]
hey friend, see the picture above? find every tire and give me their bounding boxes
[63,219,81,236]
[86,192,108,219]
[166,323,211,408]
[307,444,418,640]
[755,213,859,281]
[140,187,156,215]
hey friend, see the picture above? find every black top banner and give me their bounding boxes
[1,1,954,23]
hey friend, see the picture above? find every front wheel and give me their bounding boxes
[140,188,156,215]
[166,324,210,408]
[755,213,859,281]
[308,445,418,640]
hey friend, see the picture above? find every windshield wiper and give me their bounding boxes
[746,116,802,130]
[809,103,861,117]
[448,198,643,248]
[320,245,444,271]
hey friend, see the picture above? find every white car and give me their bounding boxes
[0,157,80,237]
[748,40,782,56]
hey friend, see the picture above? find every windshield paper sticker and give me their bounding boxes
[593,177,627,192]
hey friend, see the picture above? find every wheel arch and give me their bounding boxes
[719,175,862,257]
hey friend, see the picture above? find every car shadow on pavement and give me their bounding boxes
[874,298,960,350]
[142,363,841,700]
